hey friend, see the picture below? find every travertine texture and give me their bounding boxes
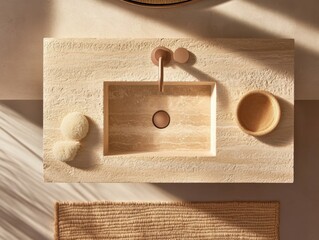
[43,38,294,182]
[105,82,215,155]
[1,0,316,100]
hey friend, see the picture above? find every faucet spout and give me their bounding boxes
[151,47,171,93]
[159,56,164,92]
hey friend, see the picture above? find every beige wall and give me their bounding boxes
[0,1,318,238]
[0,0,318,99]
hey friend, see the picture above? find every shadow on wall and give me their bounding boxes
[0,102,316,239]
[245,0,319,29]
[104,0,319,99]
[0,102,179,240]
[1,102,281,239]
[1,101,43,127]
[153,101,319,240]
[0,0,51,99]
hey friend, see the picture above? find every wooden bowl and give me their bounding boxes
[236,90,281,136]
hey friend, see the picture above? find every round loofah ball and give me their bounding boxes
[60,112,89,140]
[52,141,80,162]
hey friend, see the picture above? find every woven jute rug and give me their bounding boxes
[55,202,279,240]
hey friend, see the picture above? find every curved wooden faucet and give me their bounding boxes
[151,47,171,92]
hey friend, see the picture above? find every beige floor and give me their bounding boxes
[0,100,318,240]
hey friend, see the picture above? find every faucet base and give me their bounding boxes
[151,47,172,66]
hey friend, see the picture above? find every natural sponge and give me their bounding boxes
[52,141,80,162]
[60,112,89,140]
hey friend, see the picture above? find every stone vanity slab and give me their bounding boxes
[43,38,294,183]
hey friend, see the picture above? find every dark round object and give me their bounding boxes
[152,110,170,129]
[123,0,194,7]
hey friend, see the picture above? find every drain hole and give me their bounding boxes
[152,110,170,129]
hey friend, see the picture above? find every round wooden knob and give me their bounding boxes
[173,47,189,64]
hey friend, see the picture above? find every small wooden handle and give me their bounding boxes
[174,47,189,64]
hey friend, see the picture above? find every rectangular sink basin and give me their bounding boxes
[104,81,216,157]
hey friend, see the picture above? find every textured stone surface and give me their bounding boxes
[1,0,317,100]
[43,38,294,182]
[105,82,215,155]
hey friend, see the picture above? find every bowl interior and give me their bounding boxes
[237,91,279,135]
